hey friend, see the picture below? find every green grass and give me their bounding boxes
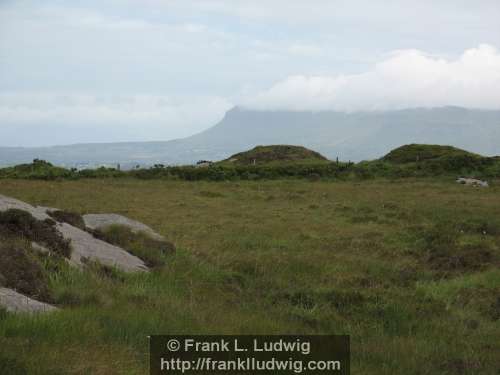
[218,145,329,166]
[2,143,500,181]
[91,225,175,268]
[382,144,480,164]
[0,178,499,374]
[0,159,76,180]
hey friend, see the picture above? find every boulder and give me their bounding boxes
[456,177,489,187]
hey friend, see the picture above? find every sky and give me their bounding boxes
[1,0,500,147]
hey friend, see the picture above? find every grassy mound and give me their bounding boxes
[222,145,329,165]
[90,225,175,268]
[382,144,480,164]
[0,159,75,180]
[374,144,499,177]
[0,209,72,258]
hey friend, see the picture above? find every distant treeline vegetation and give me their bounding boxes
[1,144,499,181]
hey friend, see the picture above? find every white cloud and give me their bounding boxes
[243,45,500,111]
[1,2,500,147]
[0,93,232,147]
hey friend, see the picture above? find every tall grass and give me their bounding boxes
[0,178,499,374]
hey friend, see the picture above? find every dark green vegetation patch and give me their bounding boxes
[47,209,86,230]
[0,209,72,258]
[91,224,175,268]
[0,239,52,302]
[0,159,75,180]
[411,222,499,277]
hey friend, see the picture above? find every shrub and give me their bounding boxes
[90,225,175,268]
[47,210,86,230]
[0,239,52,301]
[0,209,72,258]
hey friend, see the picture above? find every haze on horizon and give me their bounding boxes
[1,0,500,147]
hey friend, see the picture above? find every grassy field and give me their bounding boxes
[0,178,499,374]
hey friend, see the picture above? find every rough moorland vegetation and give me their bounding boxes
[0,209,72,258]
[47,209,86,230]
[0,178,499,374]
[90,224,175,268]
[1,144,499,181]
[0,200,175,306]
[0,238,52,302]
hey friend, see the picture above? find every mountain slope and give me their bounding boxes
[1,106,499,167]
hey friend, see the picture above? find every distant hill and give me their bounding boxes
[221,145,328,166]
[373,143,498,177]
[382,144,481,164]
[1,106,499,167]
[2,143,500,180]
[0,159,75,179]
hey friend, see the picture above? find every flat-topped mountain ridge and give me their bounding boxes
[1,106,500,167]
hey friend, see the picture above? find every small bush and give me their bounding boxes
[0,209,72,258]
[47,210,86,230]
[0,240,52,301]
[90,225,175,268]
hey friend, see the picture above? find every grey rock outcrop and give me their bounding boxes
[0,287,58,314]
[0,194,148,272]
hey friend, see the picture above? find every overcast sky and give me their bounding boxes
[1,0,500,147]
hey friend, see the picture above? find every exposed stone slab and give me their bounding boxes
[58,222,148,272]
[0,194,148,273]
[0,287,58,314]
[0,194,50,221]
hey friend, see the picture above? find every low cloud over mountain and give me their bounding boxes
[243,45,500,111]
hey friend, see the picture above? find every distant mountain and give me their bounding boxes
[1,106,499,167]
